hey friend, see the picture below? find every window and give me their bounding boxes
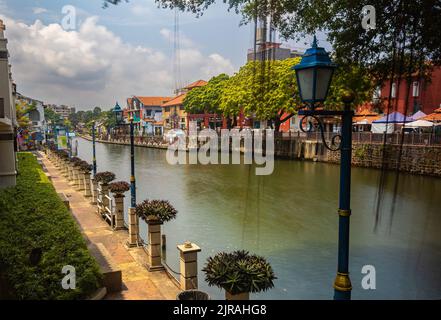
[179,106,184,111]
[0,51,7,59]
[373,86,381,101]
[412,81,419,97]
[0,98,4,118]
[391,83,397,98]
[181,118,186,123]
[165,107,170,112]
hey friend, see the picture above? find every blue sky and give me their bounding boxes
[0,0,321,109]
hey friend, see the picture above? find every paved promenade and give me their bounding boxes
[38,152,180,300]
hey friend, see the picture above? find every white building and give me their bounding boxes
[17,94,46,137]
[0,20,17,188]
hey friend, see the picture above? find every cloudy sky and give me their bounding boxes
[0,0,313,110]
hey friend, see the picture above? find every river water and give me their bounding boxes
[74,137,441,299]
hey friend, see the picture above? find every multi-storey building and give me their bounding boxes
[16,93,46,136]
[162,80,207,132]
[125,96,172,135]
[0,19,17,188]
[378,66,441,116]
[46,104,75,120]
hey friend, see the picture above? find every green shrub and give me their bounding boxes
[0,153,102,299]
[203,250,276,295]
[136,199,177,223]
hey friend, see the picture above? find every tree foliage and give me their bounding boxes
[220,58,301,128]
[184,73,229,114]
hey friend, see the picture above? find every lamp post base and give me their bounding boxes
[333,272,352,300]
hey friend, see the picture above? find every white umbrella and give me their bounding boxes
[406,119,434,128]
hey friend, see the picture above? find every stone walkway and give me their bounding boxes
[37,152,180,300]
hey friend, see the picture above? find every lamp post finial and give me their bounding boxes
[312,35,318,48]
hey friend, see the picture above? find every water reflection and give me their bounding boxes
[74,137,441,299]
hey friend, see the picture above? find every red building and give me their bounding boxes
[378,66,441,115]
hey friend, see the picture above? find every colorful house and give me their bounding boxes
[125,96,171,135]
[162,80,208,132]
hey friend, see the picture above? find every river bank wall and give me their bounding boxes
[79,134,441,177]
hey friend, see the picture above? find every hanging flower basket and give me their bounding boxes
[94,171,116,185]
[135,200,177,223]
[109,181,130,196]
[202,250,276,298]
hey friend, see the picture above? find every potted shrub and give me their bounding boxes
[202,250,276,300]
[109,181,130,196]
[94,171,116,186]
[136,200,177,270]
[109,181,130,230]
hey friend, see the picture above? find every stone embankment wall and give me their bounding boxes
[275,138,441,177]
[80,134,441,177]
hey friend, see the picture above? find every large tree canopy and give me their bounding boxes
[184,73,230,114]
[182,57,373,130]
[103,1,441,84]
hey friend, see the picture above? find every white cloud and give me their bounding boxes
[160,28,194,48]
[131,4,151,16]
[32,7,48,15]
[0,15,235,110]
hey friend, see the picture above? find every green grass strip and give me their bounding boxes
[0,153,102,299]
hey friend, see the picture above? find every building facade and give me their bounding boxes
[162,80,208,132]
[126,96,171,135]
[46,104,75,120]
[0,20,17,188]
[378,67,441,115]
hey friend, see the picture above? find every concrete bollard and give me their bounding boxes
[64,160,70,177]
[77,171,85,191]
[114,195,125,230]
[90,178,98,205]
[126,207,140,248]
[146,219,164,271]
[98,183,109,216]
[177,242,201,290]
[74,168,81,188]
[83,172,92,197]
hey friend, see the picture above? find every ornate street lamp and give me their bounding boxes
[113,102,124,125]
[91,120,97,176]
[294,36,337,109]
[113,102,137,243]
[294,36,355,300]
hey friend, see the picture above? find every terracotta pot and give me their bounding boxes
[225,291,250,300]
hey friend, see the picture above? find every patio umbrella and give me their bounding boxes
[410,111,427,120]
[405,119,435,128]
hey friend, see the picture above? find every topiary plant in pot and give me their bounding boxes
[202,250,276,300]
[78,161,93,173]
[135,200,177,270]
[109,181,130,197]
[94,171,116,186]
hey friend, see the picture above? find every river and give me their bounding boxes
[73,137,441,299]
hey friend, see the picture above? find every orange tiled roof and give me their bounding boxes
[423,113,441,121]
[184,80,207,89]
[422,107,441,121]
[355,109,379,117]
[135,96,172,106]
[353,115,382,124]
[161,93,187,107]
